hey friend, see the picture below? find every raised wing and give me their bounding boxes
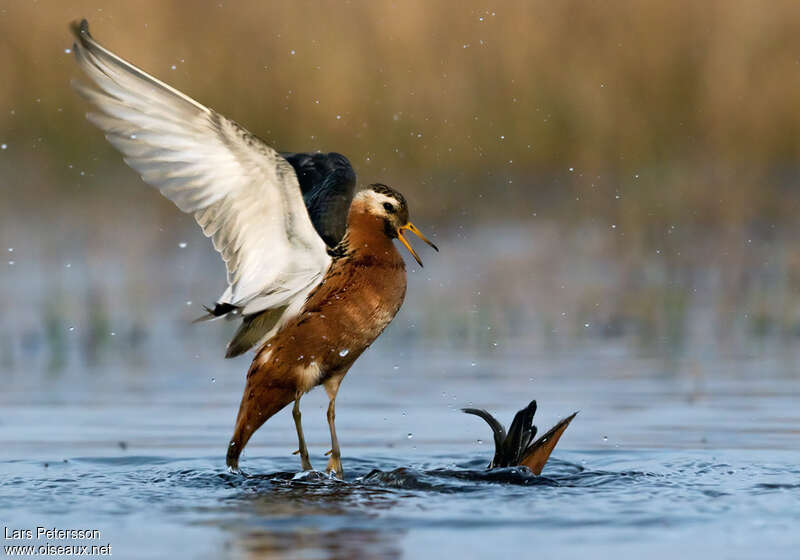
[281,152,357,247]
[70,20,331,328]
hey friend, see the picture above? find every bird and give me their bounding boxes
[69,20,438,477]
[462,400,577,475]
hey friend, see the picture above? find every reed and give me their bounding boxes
[3,1,800,228]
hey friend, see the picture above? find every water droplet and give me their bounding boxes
[178,242,187,248]
[290,49,296,55]
[393,365,399,370]
[470,362,477,367]
[7,260,14,266]
[211,377,216,384]
[110,332,115,336]
[7,248,12,252]
[68,327,75,332]
[584,323,590,328]
[65,262,71,268]
[338,349,349,357]
[407,433,413,439]
[64,48,71,54]
[477,439,483,445]
[1,144,7,150]
[171,64,177,70]
[602,436,608,442]
[336,114,342,120]
[185,301,192,306]
[569,167,574,172]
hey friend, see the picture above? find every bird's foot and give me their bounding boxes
[325,454,343,479]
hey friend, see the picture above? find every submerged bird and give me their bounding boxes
[70,20,437,477]
[463,400,577,475]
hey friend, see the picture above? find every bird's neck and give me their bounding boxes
[329,210,402,265]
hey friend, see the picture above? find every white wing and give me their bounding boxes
[70,21,331,320]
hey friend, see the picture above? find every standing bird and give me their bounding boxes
[70,20,437,476]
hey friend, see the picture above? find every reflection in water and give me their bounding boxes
[235,529,402,560]
[228,474,405,560]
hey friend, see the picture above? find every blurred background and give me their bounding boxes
[3,0,800,373]
[3,3,800,558]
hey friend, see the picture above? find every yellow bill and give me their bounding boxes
[398,222,439,267]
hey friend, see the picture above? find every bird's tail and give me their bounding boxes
[224,307,286,358]
[192,303,239,324]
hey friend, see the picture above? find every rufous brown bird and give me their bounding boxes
[70,20,437,477]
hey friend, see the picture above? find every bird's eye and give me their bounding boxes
[383,202,396,214]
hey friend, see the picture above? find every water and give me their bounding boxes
[2,225,800,558]
[2,342,799,559]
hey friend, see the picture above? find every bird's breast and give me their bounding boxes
[315,249,407,347]
[252,244,407,393]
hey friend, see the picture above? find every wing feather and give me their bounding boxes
[70,20,330,323]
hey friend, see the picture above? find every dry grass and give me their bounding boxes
[3,0,800,230]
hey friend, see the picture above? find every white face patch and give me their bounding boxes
[354,189,400,217]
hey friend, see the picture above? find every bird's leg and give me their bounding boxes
[292,395,313,471]
[324,376,344,478]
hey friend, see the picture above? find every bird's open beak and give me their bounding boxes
[398,223,439,267]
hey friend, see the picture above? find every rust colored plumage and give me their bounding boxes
[68,20,438,478]
[518,412,577,475]
[226,190,428,475]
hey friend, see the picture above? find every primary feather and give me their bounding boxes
[70,20,331,356]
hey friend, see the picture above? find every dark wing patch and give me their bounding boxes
[502,400,538,465]
[281,152,357,247]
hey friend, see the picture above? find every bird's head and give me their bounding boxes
[351,183,438,266]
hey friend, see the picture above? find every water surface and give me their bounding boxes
[2,227,800,558]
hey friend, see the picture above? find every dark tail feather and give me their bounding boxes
[193,303,239,324]
[518,412,578,475]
